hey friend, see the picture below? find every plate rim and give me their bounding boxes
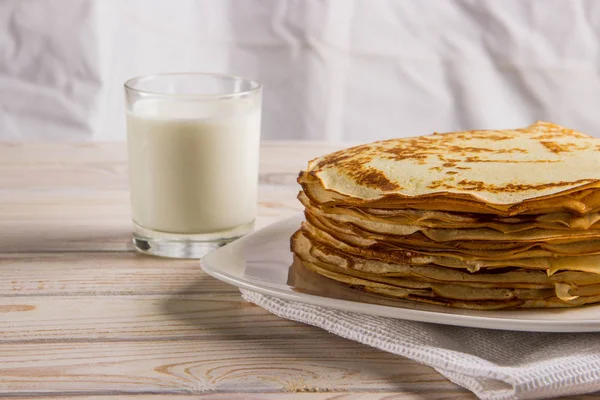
[201,215,600,333]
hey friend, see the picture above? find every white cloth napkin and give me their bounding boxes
[241,289,600,400]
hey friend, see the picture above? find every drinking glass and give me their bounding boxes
[124,73,262,258]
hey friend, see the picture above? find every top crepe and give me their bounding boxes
[302,121,600,207]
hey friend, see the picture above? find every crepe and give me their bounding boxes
[293,226,600,309]
[301,121,600,207]
[299,191,600,232]
[299,222,600,275]
[303,211,600,261]
[291,122,600,309]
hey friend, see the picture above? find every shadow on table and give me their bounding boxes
[160,266,461,395]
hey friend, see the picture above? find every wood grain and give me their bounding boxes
[0,339,467,395]
[0,252,234,296]
[5,394,472,400]
[0,294,328,341]
[3,142,593,399]
[0,142,335,253]
[0,193,296,253]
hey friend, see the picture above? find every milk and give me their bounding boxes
[127,99,261,234]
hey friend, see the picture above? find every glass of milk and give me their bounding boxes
[124,73,262,258]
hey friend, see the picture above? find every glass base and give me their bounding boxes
[132,220,255,259]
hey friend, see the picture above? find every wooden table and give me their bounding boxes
[0,142,594,400]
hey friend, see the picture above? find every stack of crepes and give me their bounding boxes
[291,121,600,309]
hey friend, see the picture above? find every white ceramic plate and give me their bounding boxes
[201,215,600,332]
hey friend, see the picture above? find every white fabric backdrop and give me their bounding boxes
[2,0,600,141]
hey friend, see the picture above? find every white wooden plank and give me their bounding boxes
[0,141,488,398]
[0,141,333,253]
[0,252,233,295]
[5,393,474,399]
[0,339,465,395]
[0,193,299,253]
[0,295,325,341]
